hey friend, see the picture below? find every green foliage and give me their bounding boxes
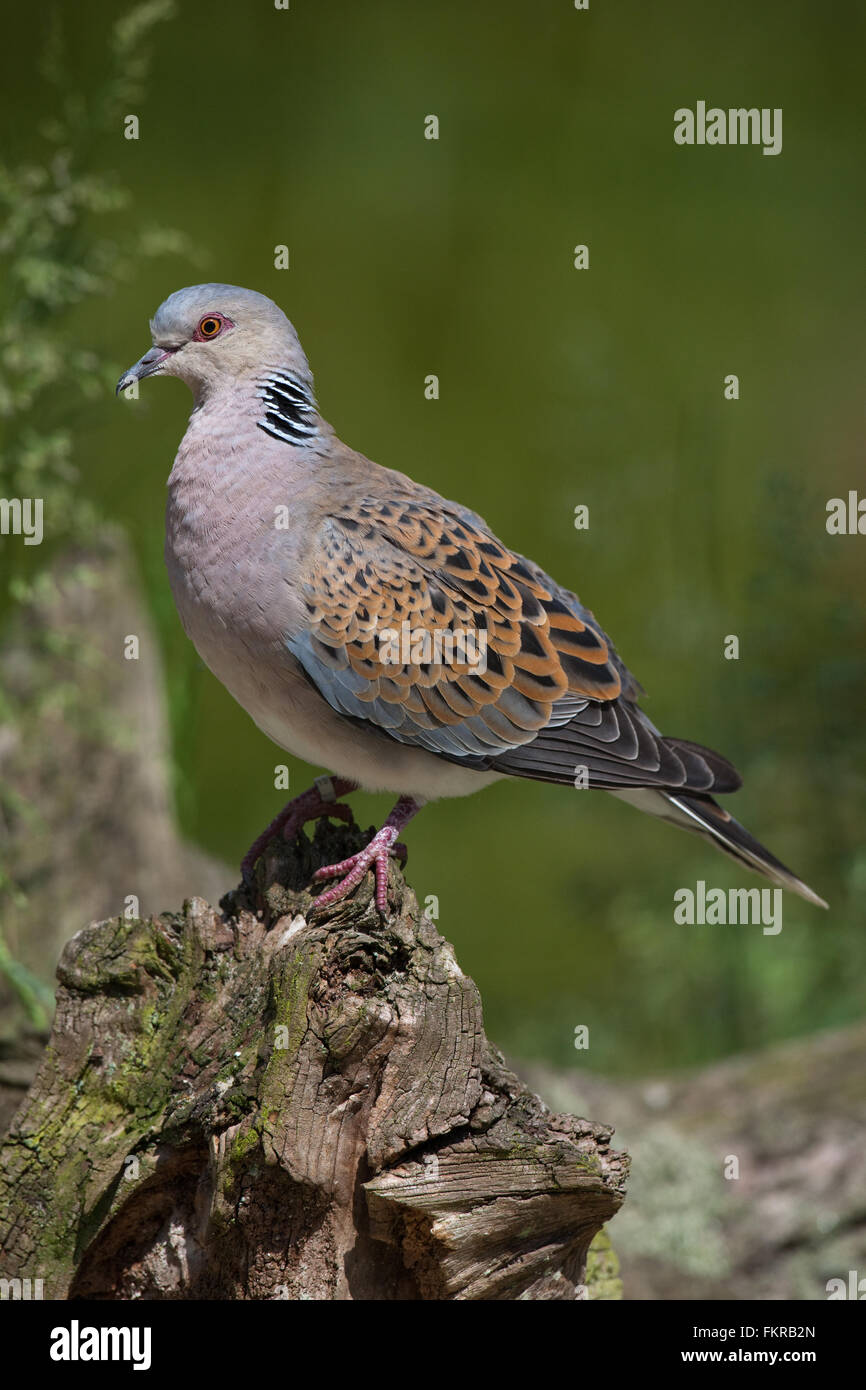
[0,0,188,1020]
[0,0,183,549]
[0,924,54,1030]
[585,1230,623,1300]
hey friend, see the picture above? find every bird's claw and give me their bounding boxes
[312,825,403,913]
[240,779,359,885]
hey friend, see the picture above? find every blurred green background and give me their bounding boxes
[2,0,864,1075]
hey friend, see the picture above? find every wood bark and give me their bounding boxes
[0,820,627,1300]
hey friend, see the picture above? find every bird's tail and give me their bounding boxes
[609,787,828,908]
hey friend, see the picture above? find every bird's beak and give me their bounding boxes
[115,346,174,396]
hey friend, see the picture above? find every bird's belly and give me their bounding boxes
[202,628,500,800]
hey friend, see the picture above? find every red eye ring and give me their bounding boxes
[194,314,225,341]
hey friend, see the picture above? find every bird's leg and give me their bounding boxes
[312,795,421,913]
[241,775,359,883]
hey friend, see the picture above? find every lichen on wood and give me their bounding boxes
[0,820,627,1299]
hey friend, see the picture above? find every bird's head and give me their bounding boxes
[116,283,313,404]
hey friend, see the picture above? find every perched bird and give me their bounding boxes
[117,284,826,912]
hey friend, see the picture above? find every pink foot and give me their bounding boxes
[241,776,358,883]
[312,796,420,912]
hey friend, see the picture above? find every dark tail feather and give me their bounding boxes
[610,787,828,908]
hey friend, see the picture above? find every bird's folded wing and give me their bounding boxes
[287,497,739,792]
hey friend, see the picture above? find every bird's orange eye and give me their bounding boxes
[197,316,222,339]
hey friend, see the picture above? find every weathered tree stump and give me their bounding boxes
[0,821,627,1299]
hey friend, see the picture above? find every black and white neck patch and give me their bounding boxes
[256,371,319,445]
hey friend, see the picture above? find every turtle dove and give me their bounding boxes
[117,284,826,913]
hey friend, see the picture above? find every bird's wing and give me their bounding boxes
[288,495,739,792]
